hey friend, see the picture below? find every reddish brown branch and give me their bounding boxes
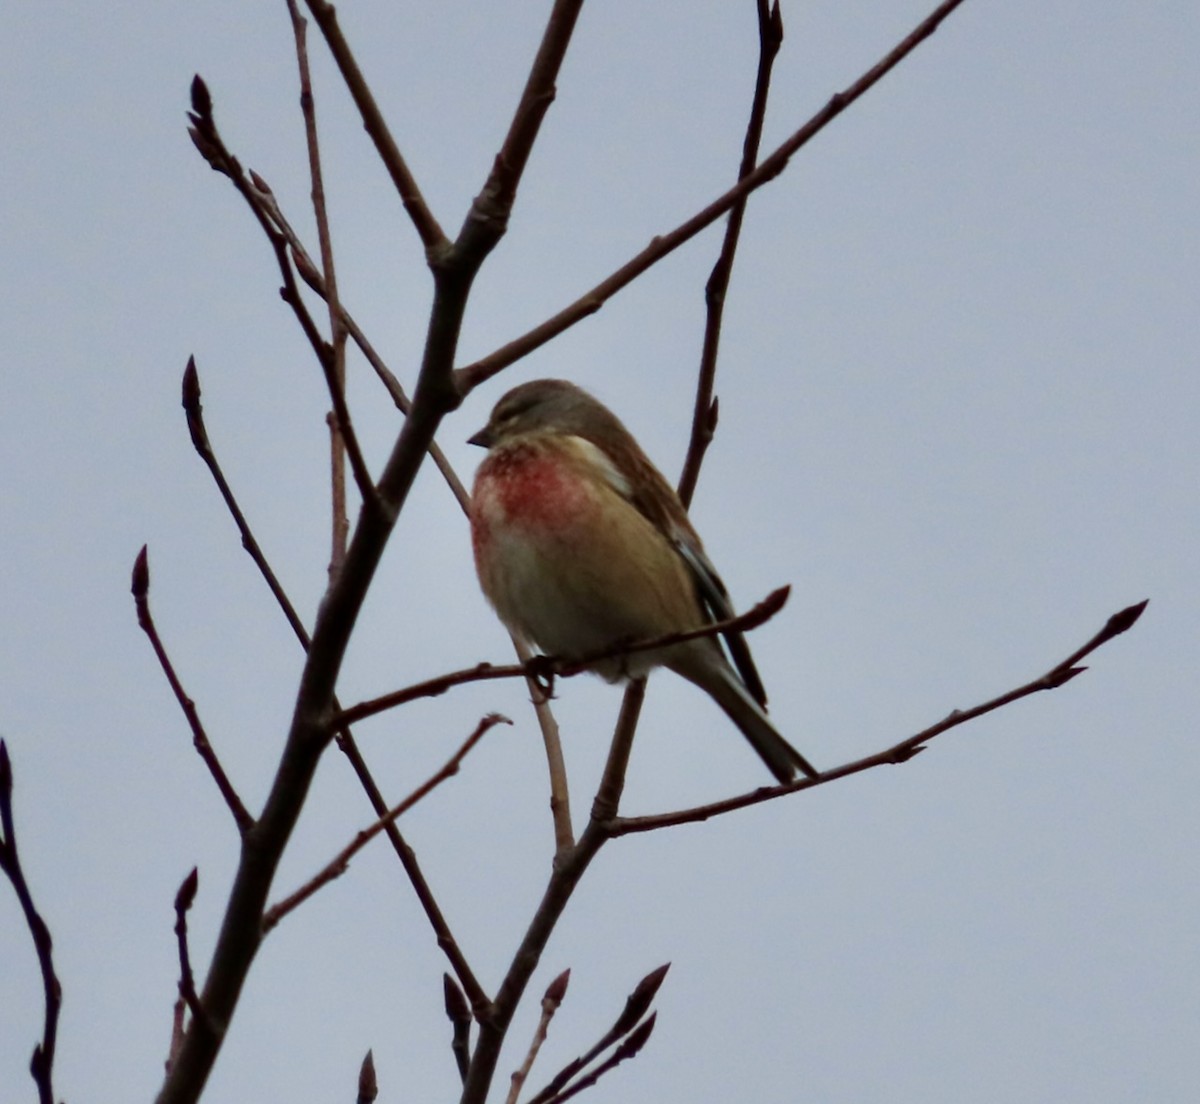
[678,0,783,508]
[456,0,971,393]
[173,868,206,1028]
[334,586,791,729]
[261,714,509,932]
[528,963,670,1104]
[506,968,571,1104]
[0,741,63,1104]
[286,0,353,569]
[187,77,376,509]
[300,0,448,254]
[131,547,254,833]
[609,600,1150,835]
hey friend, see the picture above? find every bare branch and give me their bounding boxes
[173,868,206,1029]
[542,1013,658,1104]
[456,0,971,393]
[286,0,352,569]
[182,358,310,648]
[300,0,448,254]
[678,0,783,508]
[610,600,1151,835]
[334,587,790,729]
[482,2,586,216]
[131,546,253,833]
[506,969,571,1104]
[527,963,670,1104]
[0,741,63,1104]
[261,714,509,933]
[187,78,377,509]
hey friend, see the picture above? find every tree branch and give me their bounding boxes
[609,600,1150,835]
[262,714,507,932]
[334,587,791,729]
[678,0,783,508]
[173,868,206,1029]
[187,77,377,510]
[300,0,448,254]
[0,740,63,1104]
[131,546,253,833]
[286,0,353,568]
[456,0,971,393]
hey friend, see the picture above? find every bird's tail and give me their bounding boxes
[676,653,819,783]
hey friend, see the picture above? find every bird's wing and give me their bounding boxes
[569,432,770,708]
[670,536,768,708]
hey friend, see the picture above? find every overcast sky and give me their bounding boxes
[2,2,1197,1102]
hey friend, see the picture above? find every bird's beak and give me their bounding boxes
[467,425,494,448]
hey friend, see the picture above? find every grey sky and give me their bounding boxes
[2,2,1197,1102]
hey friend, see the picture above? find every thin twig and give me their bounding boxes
[301,0,448,254]
[334,587,791,729]
[506,969,570,1104]
[182,359,310,646]
[481,1,586,216]
[187,78,376,509]
[456,0,971,393]
[131,547,253,833]
[0,741,62,1104]
[542,1014,657,1104]
[678,0,783,508]
[609,600,1151,835]
[527,963,669,1104]
[173,868,206,1027]
[287,0,352,569]
[262,714,509,932]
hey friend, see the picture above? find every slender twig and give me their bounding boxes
[332,728,490,1011]
[528,963,670,1104]
[334,587,790,729]
[0,741,62,1104]
[678,0,783,508]
[610,600,1151,835]
[482,1,586,216]
[456,0,971,393]
[541,1015,657,1104]
[461,684,645,1104]
[131,547,253,833]
[517,631,575,856]
[182,357,489,1010]
[301,0,448,254]
[506,969,570,1104]
[262,714,508,932]
[182,359,310,646]
[187,77,376,509]
[173,868,206,1027]
[287,0,352,569]
[443,973,473,1083]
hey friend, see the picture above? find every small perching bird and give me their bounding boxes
[467,378,817,783]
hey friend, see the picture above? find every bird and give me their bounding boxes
[467,378,817,783]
